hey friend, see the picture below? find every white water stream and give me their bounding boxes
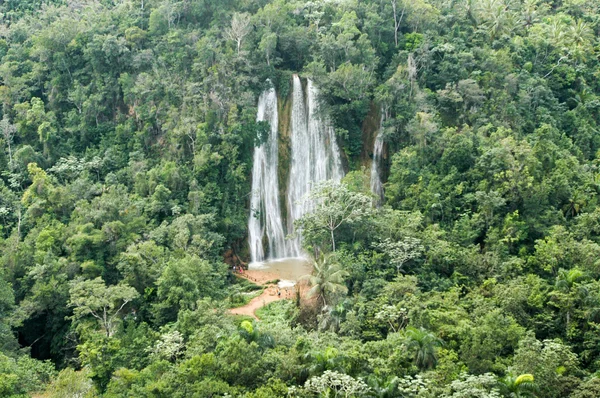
[370,112,385,204]
[249,76,344,265]
[286,76,344,256]
[248,86,287,263]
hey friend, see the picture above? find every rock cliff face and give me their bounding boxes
[361,102,388,201]
[277,78,293,238]
[361,102,381,169]
[280,88,388,197]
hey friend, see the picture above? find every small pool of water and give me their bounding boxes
[249,257,312,288]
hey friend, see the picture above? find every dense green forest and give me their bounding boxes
[1,0,600,396]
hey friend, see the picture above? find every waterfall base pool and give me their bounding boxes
[248,257,312,289]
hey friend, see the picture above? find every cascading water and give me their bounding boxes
[286,76,344,256]
[370,112,385,204]
[248,86,288,264]
[248,76,344,263]
[307,78,344,185]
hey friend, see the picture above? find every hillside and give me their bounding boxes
[1,0,600,396]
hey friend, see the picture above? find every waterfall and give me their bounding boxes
[248,86,287,264]
[248,76,344,262]
[286,76,344,256]
[370,112,385,204]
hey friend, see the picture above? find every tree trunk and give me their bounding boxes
[6,140,12,168]
[16,208,21,237]
[330,229,336,252]
[392,0,398,47]
[321,294,327,310]
[392,0,405,47]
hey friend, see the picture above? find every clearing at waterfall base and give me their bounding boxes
[228,271,294,319]
[229,259,311,319]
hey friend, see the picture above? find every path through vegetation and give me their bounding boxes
[228,270,298,319]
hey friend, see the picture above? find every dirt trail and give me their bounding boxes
[228,270,298,320]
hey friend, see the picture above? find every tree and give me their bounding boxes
[14,97,57,157]
[475,190,506,229]
[569,378,600,398]
[0,353,55,397]
[550,268,588,333]
[366,375,400,398]
[330,63,376,102]
[475,0,519,41]
[511,335,580,398]
[404,327,443,370]
[302,253,349,309]
[406,112,438,150]
[226,13,252,55]
[301,370,371,397]
[238,320,275,350]
[153,254,226,323]
[498,374,537,398]
[259,31,278,66]
[0,269,17,353]
[376,237,424,274]
[304,346,346,376]
[117,240,167,295]
[68,277,139,338]
[390,0,405,47]
[45,367,97,398]
[149,330,185,362]
[458,309,525,374]
[374,305,408,333]
[0,115,16,169]
[443,373,503,398]
[295,181,373,252]
[556,268,586,292]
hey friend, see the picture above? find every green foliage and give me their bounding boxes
[0,0,599,395]
[442,373,502,398]
[569,378,600,398]
[295,180,373,252]
[0,353,55,397]
[302,253,349,309]
[299,370,371,397]
[404,327,443,370]
[498,373,537,398]
[46,367,97,398]
[68,277,139,338]
[511,335,580,398]
[153,254,227,323]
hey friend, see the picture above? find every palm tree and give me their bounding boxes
[556,268,586,292]
[563,191,586,218]
[554,268,588,332]
[570,19,593,48]
[318,298,352,332]
[304,346,346,376]
[404,327,443,370]
[476,0,515,42]
[522,0,545,30]
[548,18,567,48]
[498,373,537,397]
[301,253,349,309]
[239,320,275,350]
[366,375,400,398]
